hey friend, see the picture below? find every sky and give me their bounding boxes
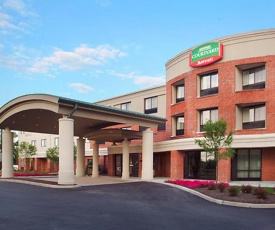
[0,0,275,107]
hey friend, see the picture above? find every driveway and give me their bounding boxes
[0,181,274,230]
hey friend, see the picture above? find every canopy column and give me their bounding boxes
[58,117,75,185]
[76,137,85,177]
[141,128,154,181]
[92,141,99,178]
[122,138,130,179]
[1,128,14,178]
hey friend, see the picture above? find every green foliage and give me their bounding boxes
[46,145,77,164]
[13,132,19,164]
[18,141,37,159]
[195,119,235,161]
[46,146,59,164]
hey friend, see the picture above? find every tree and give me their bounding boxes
[18,141,37,171]
[46,145,77,164]
[46,146,59,164]
[195,119,235,182]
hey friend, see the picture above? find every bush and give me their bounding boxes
[241,184,252,194]
[217,183,227,192]
[227,186,238,197]
[207,183,216,190]
[253,186,268,199]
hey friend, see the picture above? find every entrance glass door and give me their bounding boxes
[184,151,216,180]
[115,154,122,176]
[130,153,139,177]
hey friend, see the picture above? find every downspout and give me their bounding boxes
[68,104,78,118]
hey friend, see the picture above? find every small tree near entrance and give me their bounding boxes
[46,145,77,164]
[195,119,235,182]
[18,141,37,171]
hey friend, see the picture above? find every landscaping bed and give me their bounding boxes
[165,180,275,204]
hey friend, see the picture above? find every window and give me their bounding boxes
[200,72,218,96]
[242,104,265,129]
[144,96,157,114]
[236,149,261,180]
[54,137,59,146]
[31,140,36,146]
[176,115,184,135]
[176,85,184,103]
[242,66,265,90]
[200,108,218,132]
[121,102,131,110]
[41,139,47,147]
[158,123,166,131]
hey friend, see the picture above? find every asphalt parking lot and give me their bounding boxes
[0,181,275,230]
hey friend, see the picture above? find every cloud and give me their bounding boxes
[69,83,94,93]
[134,76,166,88]
[0,0,36,34]
[29,44,127,73]
[107,70,166,88]
[3,0,27,15]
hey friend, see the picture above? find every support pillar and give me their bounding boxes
[92,141,99,178]
[141,128,154,181]
[58,117,75,185]
[1,128,14,178]
[76,137,85,177]
[122,138,130,179]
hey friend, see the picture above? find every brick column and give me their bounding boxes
[170,150,184,179]
[218,158,231,182]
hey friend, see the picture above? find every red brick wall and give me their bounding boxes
[218,159,231,182]
[166,56,275,139]
[262,148,275,181]
[108,154,115,176]
[170,150,184,179]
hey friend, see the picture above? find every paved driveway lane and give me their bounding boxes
[0,181,275,230]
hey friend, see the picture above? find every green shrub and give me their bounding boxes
[253,186,268,199]
[241,184,252,194]
[227,186,238,197]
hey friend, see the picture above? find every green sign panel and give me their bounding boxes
[189,42,223,67]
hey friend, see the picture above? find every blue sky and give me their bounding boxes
[0,0,275,107]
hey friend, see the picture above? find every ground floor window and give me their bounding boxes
[184,151,216,180]
[231,149,261,181]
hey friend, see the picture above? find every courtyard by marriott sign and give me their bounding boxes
[189,42,223,67]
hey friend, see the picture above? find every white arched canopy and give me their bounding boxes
[0,94,165,184]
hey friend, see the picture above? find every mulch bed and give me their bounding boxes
[4,178,59,185]
[193,187,275,204]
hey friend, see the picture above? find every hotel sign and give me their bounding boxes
[189,42,223,67]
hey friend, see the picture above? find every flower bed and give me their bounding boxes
[165,179,229,189]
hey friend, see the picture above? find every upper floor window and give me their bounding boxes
[200,108,218,132]
[243,66,265,90]
[144,96,157,114]
[121,102,131,110]
[200,71,218,97]
[242,104,265,129]
[31,140,36,146]
[176,115,184,136]
[54,137,59,146]
[176,84,185,103]
[41,139,47,147]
